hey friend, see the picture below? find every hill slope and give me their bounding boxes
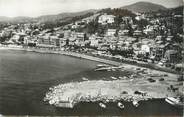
[36,9,98,23]
[121,1,167,13]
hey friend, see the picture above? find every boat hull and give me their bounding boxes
[165,98,184,108]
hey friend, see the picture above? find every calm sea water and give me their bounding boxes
[0,50,183,116]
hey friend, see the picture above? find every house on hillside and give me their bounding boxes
[143,26,155,38]
[141,44,151,54]
[133,30,142,37]
[164,50,180,63]
[98,14,115,25]
[122,16,133,24]
[89,35,102,47]
[151,44,165,61]
[118,29,129,36]
[75,32,87,41]
[106,29,116,36]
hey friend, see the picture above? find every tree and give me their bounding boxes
[137,19,149,31]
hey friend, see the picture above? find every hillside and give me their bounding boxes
[36,9,98,23]
[121,1,167,13]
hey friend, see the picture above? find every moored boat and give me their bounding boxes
[95,67,111,71]
[99,102,106,108]
[165,97,184,108]
[96,64,109,68]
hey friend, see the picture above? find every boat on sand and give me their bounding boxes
[82,77,88,81]
[133,100,139,107]
[111,76,117,80]
[118,102,125,109]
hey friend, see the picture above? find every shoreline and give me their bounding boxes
[0,46,121,66]
[0,45,182,109]
[0,45,179,75]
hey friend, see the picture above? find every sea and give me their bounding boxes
[0,49,183,116]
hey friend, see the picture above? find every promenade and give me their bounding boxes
[0,45,180,75]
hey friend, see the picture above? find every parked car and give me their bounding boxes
[147,78,156,82]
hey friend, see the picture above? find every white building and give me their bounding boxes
[89,35,102,47]
[133,30,142,37]
[122,16,133,24]
[141,44,151,53]
[106,29,116,36]
[98,14,115,24]
[118,29,129,36]
[90,39,99,47]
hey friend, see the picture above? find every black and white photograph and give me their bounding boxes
[0,0,183,116]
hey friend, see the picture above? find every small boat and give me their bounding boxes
[99,102,106,108]
[133,101,139,107]
[105,99,110,103]
[165,97,184,108]
[118,66,124,69]
[49,100,55,105]
[82,77,88,81]
[118,76,124,79]
[95,67,111,71]
[96,64,109,68]
[118,102,125,109]
[112,69,116,71]
[111,76,117,80]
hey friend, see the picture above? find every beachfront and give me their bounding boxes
[0,45,183,109]
[0,45,180,74]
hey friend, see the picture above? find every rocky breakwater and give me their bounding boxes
[43,78,173,108]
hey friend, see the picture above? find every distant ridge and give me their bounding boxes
[0,9,98,23]
[0,16,33,23]
[0,2,179,23]
[121,1,167,13]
